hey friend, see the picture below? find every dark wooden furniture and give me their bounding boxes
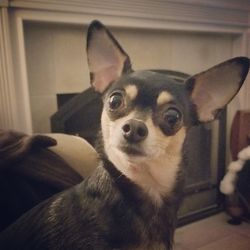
[230,110,250,160]
[226,110,250,224]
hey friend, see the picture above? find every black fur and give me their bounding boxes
[0,160,184,250]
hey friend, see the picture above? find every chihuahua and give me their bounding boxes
[0,21,249,250]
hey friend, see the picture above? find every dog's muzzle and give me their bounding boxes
[122,119,148,143]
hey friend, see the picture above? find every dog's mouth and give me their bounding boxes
[119,143,146,157]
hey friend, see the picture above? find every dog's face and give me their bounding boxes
[100,71,192,202]
[87,21,249,204]
[102,71,191,158]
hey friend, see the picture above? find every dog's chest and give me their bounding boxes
[112,202,172,250]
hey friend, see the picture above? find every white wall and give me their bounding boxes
[24,22,88,132]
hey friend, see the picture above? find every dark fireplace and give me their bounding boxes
[51,70,226,226]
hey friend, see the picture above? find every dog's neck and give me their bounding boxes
[100,158,181,249]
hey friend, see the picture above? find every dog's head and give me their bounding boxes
[87,20,249,203]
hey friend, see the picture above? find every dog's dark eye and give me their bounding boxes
[164,108,182,129]
[109,92,124,110]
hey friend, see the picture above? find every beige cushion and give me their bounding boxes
[45,133,99,178]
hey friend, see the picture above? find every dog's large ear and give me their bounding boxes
[186,57,249,122]
[87,20,132,93]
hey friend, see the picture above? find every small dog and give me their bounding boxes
[0,20,249,250]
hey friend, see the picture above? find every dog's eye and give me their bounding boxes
[164,108,182,129]
[109,92,124,110]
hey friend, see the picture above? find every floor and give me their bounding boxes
[174,213,250,250]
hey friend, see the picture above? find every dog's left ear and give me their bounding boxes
[87,20,132,93]
[186,57,249,122]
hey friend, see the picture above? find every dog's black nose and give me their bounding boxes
[122,119,148,143]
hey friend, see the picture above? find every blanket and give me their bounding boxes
[0,129,83,232]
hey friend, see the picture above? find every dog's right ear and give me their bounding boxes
[186,57,249,123]
[87,20,132,93]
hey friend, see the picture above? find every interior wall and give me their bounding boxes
[24,22,233,133]
[24,23,88,132]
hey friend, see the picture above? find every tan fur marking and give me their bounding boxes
[125,85,138,100]
[157,91,173,106]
